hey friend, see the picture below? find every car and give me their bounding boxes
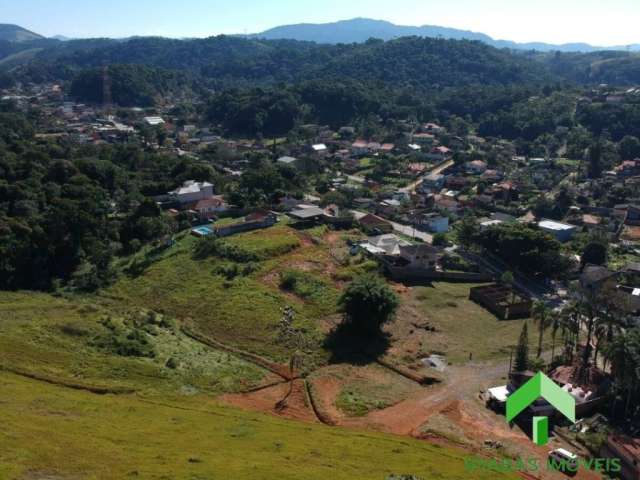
[548,448,578,476]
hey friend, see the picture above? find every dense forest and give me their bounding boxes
[2,34,640,93]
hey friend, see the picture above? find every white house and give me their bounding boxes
[144,116,165,126]
[169,180,214,204]
[538,219,577,242]
[311,143,328,154]
[277,156,298,166]
[364,234,410,256]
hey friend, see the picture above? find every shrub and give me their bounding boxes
[279,270,328,302]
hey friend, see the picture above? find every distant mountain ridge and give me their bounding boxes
[0,24,44,42]
[249,18,640,53]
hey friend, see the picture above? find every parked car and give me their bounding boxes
[548,448,578,476]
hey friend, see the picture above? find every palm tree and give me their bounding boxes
[532,300,551,359]
[549,310,561,364]
[604,329,640,417]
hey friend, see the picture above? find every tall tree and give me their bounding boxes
[532,300,551,359]
[338,274,399,336]
[514,322,530,372]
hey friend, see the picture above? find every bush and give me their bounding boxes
[193,236,259,262]
[279,270,328,301]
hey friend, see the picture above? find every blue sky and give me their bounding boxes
[1,0,638,46]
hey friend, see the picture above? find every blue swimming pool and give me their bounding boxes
[192,226,213,237]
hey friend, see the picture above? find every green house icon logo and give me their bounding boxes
[506,372,576,445]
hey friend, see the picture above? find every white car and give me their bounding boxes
[548,448,578,476]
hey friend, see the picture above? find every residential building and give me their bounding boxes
[465,160,488,175]
[169,180,214,205]
[194,196,227,219]
[538,219,577,242]
[398,244,440,269]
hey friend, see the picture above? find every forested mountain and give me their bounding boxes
[6,35,553,88]
[2,33,640,96]
[0,24,44,42]
[250,18,640,53]
[70,64,198,107]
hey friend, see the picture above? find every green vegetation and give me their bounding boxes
[0,371,512,480]
[70,64,196,107]
[339,273,399,335]
[412,283,548,363]
[107,228,335,365]
[514,322,530,372]
[0,291,270,395]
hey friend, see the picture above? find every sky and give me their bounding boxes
[1,0,639,46]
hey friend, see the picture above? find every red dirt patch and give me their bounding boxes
[219,379,318,423]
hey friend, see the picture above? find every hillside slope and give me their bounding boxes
[0,24,44,42]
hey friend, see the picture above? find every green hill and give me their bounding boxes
[0,24,44,42]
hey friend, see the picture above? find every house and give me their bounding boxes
[427,146,452,162]
[351,139,369,156]
[412,133,436,145]
[398,244,440,269]
[422,122,444,134]
[288,206,326,223]
[601,435,640,480]
[538,219,577,242]
[357,213,393,234]
[143,116,165,126]
[488,181,519,202]
[444,176,470,190]
[277,156,298,166]
[408,212,449,233]
[615,158,640,178]
[481,169,503,183]
[407,163,428,176]
[419,173,445,192]
[465,160,488,175]
[311,143,328,154]
[380,143,395,153]
[169,180,215,205]
[626,205,640,226]
[194,196,227,219]
[433,195,461,214]
[364,234,410,255]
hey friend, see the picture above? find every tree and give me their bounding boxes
[532,301,551,359]
[619,135,640,159]
[581,241,607,268]
[456,213,479,250]
[338,274,399,336]
[514,322,530,372]
[604,328,640,418]
[549,310,561,363]
[587,140,603,179]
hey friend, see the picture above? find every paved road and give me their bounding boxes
[399,159,455,194]
[351,210,433,243]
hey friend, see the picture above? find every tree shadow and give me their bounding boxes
[323,320,391,365]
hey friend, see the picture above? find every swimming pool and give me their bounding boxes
[191,226,213,237]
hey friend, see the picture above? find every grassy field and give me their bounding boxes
[0,372,516,480]
[411,282,551,364]
[106,225,342,367]
[0,291,272,395]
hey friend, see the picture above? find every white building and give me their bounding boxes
[538,219,577,242]
[169,180,214,204]
[144,116,165,126]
